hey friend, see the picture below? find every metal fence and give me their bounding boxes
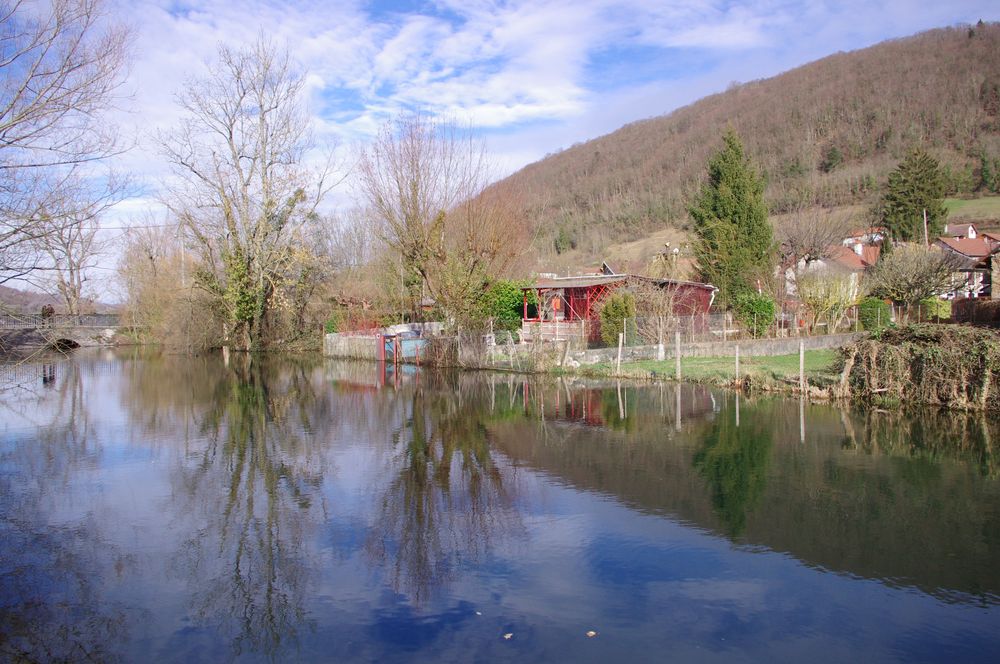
[0,312,121,329]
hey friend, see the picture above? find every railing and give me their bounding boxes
[0,312,121,329]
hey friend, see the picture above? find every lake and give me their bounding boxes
[2,350,999,662]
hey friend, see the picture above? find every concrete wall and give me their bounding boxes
[323,333,379,361]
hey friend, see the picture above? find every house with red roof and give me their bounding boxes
[934,235,997,299]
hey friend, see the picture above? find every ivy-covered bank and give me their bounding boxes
[837,325,1000,411]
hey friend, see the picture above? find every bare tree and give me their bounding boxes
[0,0,129,283]
[796,269,863,333]
[160,37,338,350]
[774,208,858,270]
[117,221,222,349]
[356,115,525,322]
[865,244,962,318]
[35,213,103,317]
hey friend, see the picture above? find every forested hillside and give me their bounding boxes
[502,23,1000,259]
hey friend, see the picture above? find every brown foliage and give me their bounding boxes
[496,24,1000,258]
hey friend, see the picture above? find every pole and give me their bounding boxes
[735,344,740,382]
[799,340,805,393]
[923,208,928,247]
[616,332,624,374]
[674,330,681,381]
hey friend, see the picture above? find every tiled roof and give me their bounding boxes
[827,244,880,271]
[936,236,994,259]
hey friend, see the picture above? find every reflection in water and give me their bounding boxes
[1,361,130,661]
[2,354,1000,661]
[366,378,524,603]
[693,405,773,537]
[845,407,1000,478]
[165,355,328,659]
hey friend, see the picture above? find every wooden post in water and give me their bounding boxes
[735,344,740,382]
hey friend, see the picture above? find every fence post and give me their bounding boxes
[799,340,805,393]
[616,332,624,375]
[657,322,665,361]
[675,330,682,381]
[735,344,740,382]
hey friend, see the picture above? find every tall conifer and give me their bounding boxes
[878,149,947,242]
[689,129,774,305]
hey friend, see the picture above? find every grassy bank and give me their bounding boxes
[572,349,841,392]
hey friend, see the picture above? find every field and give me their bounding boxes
[944,196,1000,224]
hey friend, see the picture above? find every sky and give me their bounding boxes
[80,0,1000,296]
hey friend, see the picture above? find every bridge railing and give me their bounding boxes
[0,312,121,329]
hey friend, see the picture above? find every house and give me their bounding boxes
[943,222,978,240]
[785,237,880,299]
[520,270,716,343]
[934,236,997,298]
[841,227,887,246]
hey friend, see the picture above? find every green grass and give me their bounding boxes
[584,349,840,385]
[945,196,1000,222]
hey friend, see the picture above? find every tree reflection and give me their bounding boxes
[167,355,330,660]
[693,406,773,537]
[366,382,524,603]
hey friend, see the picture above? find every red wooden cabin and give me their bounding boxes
[521,274,717,342]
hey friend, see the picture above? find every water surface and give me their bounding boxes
[1,351,999,662]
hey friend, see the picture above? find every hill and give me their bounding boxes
[0,284,116,314]
[500,23,1000,265]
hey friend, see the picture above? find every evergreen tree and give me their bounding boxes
[688,129,774,305]
[878,148,947,242]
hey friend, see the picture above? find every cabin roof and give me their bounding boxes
[525,274,716,291]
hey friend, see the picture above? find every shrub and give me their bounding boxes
[919,297,951,322]
[478,280,536,333]
[858,297,891,331]
[324,310,343,334]
[732,292,776,338]
[599,292,636,346]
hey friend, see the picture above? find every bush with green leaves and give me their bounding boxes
[599,292,636,346]
[858,297,891,331]
[732,292,776,338]
[324,310,343,334]
[919,296,951,321]
[478,280,536,333]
